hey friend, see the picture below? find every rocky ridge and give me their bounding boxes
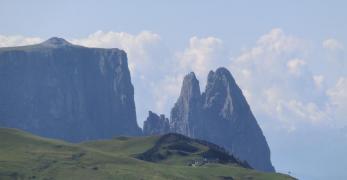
[144,68,275,172]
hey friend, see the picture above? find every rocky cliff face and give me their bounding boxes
[143,67,275,172]
[143,111,170,136]
[170,72,203,137]
[0,37,141,142]
[201,68,274,172]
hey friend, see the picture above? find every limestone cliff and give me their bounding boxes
[0,37,142,142]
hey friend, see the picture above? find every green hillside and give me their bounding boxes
[0,128,295,180]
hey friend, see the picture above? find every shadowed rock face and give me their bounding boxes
[201,68,274,172]
[143,68,275,172]
[143,111,169,135]
[0,37,141,142]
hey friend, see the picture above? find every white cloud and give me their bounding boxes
[0,35,43,47]
[71,30,160,49]
[152,74,183,113]
[230,28,329,131]
[327,77,347,127]
[287,58,306,76]
[71,31,161,76]
[327,77,347,103]
[257,28,307,53]
[176,36,225,86]
[313,75,324,88]
[322,38,344,50]
[286,100,326,123]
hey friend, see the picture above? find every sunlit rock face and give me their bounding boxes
[170,72,203,138]
[0,37,141,142]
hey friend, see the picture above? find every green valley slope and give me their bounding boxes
[0,128,295,180]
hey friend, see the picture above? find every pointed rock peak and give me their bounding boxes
[207,70,215,77]
[180,72,201,98]
[215,67,235,80]
[184,72,198,82]
[182,72,199,88]
[41,37,73,47]
[215,67,231,75]
[204,67,243,110]
[207,67,237,86]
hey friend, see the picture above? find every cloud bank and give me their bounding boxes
[230,29,347,132]
[0,35,42,47]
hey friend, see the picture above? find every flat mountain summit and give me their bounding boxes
[0,37,141,142]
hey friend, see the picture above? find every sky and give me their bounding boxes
[1,1,346,179]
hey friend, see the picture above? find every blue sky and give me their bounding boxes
[1,1,346,179]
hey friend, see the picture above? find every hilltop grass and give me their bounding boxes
[0,128,295,180]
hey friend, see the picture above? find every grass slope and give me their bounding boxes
[0,128,295,180]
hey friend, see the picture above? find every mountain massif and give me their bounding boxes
[143,68,275,172]
[1,38,274,173]
[0,37,141,142]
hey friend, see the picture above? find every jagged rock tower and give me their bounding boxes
[170,72,203,137]
[144,67,275,172]
[143,111,170,135]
